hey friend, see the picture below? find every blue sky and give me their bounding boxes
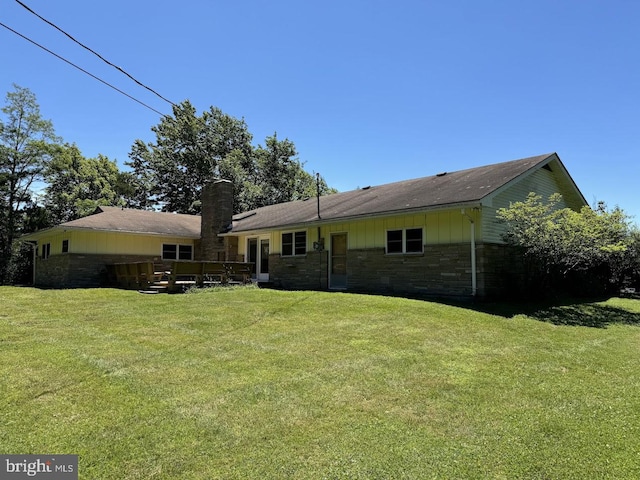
[2,1,639,223]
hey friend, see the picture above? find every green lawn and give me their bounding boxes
[1,286,639,479]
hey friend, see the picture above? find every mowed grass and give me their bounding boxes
[1,286,640,479]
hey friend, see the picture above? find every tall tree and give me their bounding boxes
[0,85,59,283]
[127,100,254,213]
[254,133,335,207]
[43,143,123,223]
[128,101,335,214]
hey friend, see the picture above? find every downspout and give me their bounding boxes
[318,226,323,289]
[461,209,477,297]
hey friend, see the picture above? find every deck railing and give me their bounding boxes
[108,261,254,292]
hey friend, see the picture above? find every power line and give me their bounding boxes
[0,21,167,116]
[15,0,177,107]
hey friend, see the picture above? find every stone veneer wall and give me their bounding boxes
[268,242,526,298]
[269,250,328,290]
[347,244,473,296]
[34,253,161,288]
[476,243,526,298]
[34,243,526,296]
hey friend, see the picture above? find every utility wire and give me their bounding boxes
[0,21,166,116]
[15,0,177,107]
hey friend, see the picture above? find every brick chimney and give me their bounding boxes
[200,179,233,261]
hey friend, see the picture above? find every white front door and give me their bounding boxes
[248,238,269,282]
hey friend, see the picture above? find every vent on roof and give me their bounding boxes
[361,186,371,190]
[436,172,447,177]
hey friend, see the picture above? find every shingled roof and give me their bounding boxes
[230,153,572,232]
[23,152,583,241]
[37,206,201,238]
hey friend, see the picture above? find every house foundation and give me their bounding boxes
[264,242,525,299]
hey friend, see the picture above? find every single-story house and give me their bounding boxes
[21,207,203,288]
[22,152,587,297]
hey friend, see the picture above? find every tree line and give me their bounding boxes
[2,85,639,295]
[0,85,335,284]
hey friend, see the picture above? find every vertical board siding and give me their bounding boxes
[34,231,196,257]
[235,208,477,254]
[482,165,581,244]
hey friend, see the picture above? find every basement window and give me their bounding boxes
[162,244,193,260]
[386,228,424,254]
[282,231,307,256]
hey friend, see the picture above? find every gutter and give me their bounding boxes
[227,201,484,236]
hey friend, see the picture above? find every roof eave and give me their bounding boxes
[480,152,553,205]
[226,200,484,235]
[21,225,201,240]
[19,226,61,241]
[547,155,589,206]
[480,152,588,208]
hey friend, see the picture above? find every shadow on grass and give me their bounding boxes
[318,287,640,329]
[445,297,640,328]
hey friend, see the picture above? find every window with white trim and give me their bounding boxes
[162,243,193,260]
[282,231,306,256]
[386,228,423,254]
[41,243,51,259]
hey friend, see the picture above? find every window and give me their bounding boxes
[162,244,193,260]
[163,244,177,259]
[178,245,193,260]
[405,228,423,253]
[386,230,403,254]
[62,239,69,253]
[386,228,423,254]
[41,243,51,259]
[282,231,307,256]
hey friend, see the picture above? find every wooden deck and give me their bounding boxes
[107,261,253,293]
